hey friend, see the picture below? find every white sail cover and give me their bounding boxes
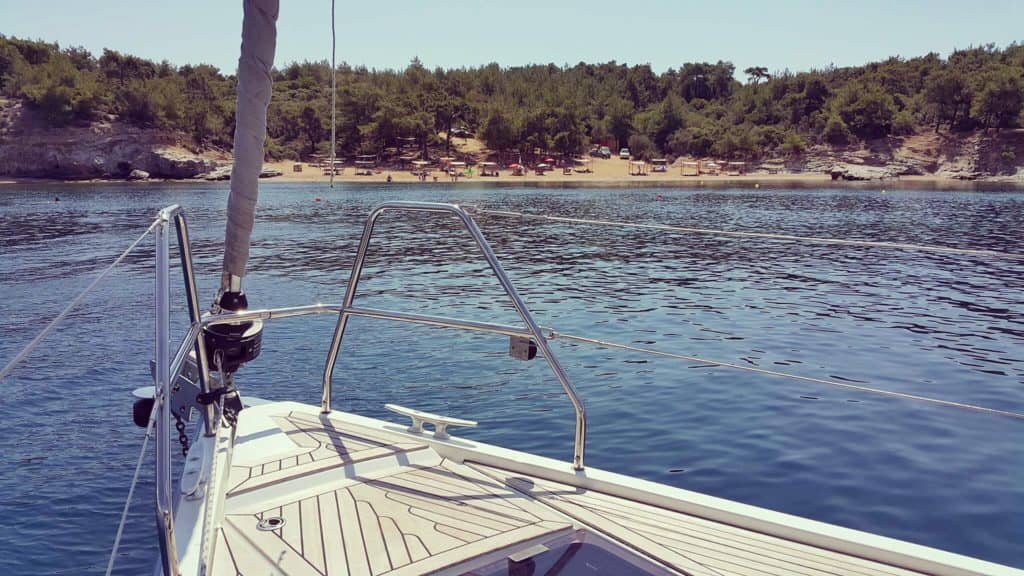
[223,0,279,279]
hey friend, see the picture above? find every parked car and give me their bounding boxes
[619,148,630,159]
[450,128,474,138]
[598,146,611,158]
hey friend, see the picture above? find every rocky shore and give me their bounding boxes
[0,99,226,180]
[800,130,1024,182]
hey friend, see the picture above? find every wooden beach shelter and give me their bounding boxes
[411,160,431,181]
[354,154,377,176]
[398,153,418,169]
[448,161,466,181]
[573,157,593,173]
[321,157,344,176]
[480,162,499,177]
[629,160,648,176]
[703,160,721,175]
[727,161,746,176]
[681,161,700,176]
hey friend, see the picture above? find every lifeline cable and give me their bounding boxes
[0,218,161,381]
[469,207,1024,261]
[547,330,1024,421]
[104,401,156,576]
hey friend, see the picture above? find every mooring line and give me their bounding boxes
[0,218,160,381]
[547,330,1024,421]
[469,207,1024,261]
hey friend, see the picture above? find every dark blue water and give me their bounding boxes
[1,182,1022,574]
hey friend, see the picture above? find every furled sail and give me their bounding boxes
[222,0,279,288]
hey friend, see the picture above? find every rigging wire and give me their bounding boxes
[463,206,1024,418]
[468,207,1024,261]
[465,205,1023,419]
[0,219,160,381]
[104,402,157,576]
[329,0,337,188]
[546,330,1024,421]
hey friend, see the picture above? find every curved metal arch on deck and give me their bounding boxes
[320,201,588,471]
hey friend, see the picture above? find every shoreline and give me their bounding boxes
[3,173,1021,191]
[3,155,1023,190]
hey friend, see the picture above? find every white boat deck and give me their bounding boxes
[469,463,926,576]
[207,403,944,575]
[219,460,573,575]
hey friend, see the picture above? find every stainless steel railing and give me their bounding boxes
[172,209,217,438]
[192,202,588,468]
[319,202,587,470]
[153,205,181,576]
[153,205,219,576]
[151,201,589,573]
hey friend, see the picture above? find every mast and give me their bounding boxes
[222,0,279,298]
[330,0,337,188]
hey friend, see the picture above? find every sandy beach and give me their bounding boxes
[262,158,967,187]
[269,157,748,184]
[0,157,1012,189]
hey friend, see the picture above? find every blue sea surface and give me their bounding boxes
[0,182,1022,574]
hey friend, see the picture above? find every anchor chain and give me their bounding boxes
[173,411,190,457]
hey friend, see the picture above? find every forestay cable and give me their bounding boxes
[470,207,1024,261]
[547,330,1024,421]
[0,219,160,381]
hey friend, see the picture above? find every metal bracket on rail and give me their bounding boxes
[132,355,202,428]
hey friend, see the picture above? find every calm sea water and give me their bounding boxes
[1,181,1022,574]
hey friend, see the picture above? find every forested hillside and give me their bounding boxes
[1,35,1022,162]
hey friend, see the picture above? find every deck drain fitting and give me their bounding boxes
[257,516,286,531]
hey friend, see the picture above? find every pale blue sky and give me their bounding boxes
[1,1,1020,75]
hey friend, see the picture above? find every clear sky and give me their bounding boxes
[1,0,1021,76]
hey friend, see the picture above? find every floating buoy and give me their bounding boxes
[755,183,760,189]
[881,189,887,194]
[314,197,321,202]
